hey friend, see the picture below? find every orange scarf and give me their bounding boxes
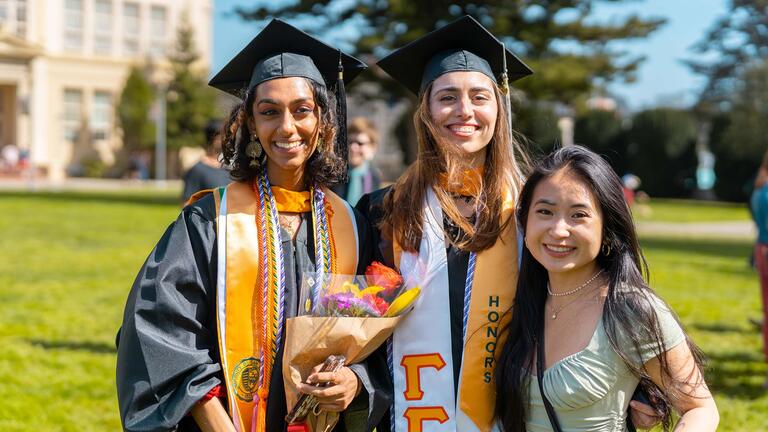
[270,187,312,213]
[436,166,485,196]
[187,186,319,214]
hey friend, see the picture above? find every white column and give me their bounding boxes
[29,56,59,180]
[557,116,574,147]
[16,69,30,153]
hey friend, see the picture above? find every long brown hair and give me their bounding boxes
[382,81,529,253]
[220,78,344,187]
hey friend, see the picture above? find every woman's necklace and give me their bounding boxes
[278,213,301,238]
[547,284,601,319]
[547,269,604,297]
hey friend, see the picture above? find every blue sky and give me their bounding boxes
[211,0,728,110]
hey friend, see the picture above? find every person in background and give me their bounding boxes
[126,150,150,181]
[750,150,768,388]
[332,116,381,205]
[621,173,641,208]
[181,119,231,203]
[1,144,19,172]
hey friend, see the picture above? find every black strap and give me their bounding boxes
[536,331,564,432]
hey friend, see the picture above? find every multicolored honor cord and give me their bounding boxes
[254,171,286,421]
[310,186,336,311]
[252,170,335,430]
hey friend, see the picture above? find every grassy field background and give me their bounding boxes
[633,198,751,223]
[0,191,765,430]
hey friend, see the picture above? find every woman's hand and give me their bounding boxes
[297,365,362,412]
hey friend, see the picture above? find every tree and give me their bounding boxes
[706,61,768,201]
[235,0,664,105]
[165,16,218,150]
[626,108,697,198]
[117,67,155,151]
[720,61,768,161]
[686,2,768,200]
[686,0,768,109]
[514,102,561,156]
[573,109,628,173]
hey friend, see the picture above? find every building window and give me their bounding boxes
[15,0,26,38]
[63,0,83,52]
[122,2,140,56]
[94,0,112,55]
[149,5,166,57]
[0,0,28,38]
[63,89,83,142]
[91,92,112,140]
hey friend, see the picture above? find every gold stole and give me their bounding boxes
[393,191,517,430]
[208,181,358,431]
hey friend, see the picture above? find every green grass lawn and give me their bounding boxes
[0,192,765,430]
[634,198,751,223]
[0,191,179,431]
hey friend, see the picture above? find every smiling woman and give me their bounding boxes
[222,73,341,190]
[428,71,499,167]
[355,15,533,432]
[114,19,391,432]
[495,145,719,432]
[525,168,604,282]
[250,77,326,187]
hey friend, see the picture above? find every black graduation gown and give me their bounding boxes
[116,192,391,432]
[355,188,472,432]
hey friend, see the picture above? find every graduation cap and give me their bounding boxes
[377,15,533,95]
[208,18,367,181]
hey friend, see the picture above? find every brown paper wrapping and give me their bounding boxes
[283,316,402,432]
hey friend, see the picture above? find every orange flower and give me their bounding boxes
[365,261,403,293]
[363,293,390,316]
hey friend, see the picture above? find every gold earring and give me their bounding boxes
[246,136,263,167]
[602,242,611,256]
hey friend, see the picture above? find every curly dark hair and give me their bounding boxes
[220,78,344,187]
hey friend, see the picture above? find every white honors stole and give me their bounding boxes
[392,187,517,432]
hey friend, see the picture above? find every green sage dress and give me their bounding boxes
[526,292,686,432]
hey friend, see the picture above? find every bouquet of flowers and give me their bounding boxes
[311,262,421,318]
[283,262,421,432]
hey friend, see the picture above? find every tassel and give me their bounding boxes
[250,390,268,432]
[500,43,513,134]
[334,50,349,184]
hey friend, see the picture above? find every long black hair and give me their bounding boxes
[495,145,705,431]
[220,78,344,187]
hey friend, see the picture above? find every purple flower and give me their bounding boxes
[319,292,382,317]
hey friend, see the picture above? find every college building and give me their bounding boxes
[0,0,212,180]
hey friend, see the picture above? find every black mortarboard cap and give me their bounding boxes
[209,19,367,182]
[209,18,366,96]
[377,15,533,95]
